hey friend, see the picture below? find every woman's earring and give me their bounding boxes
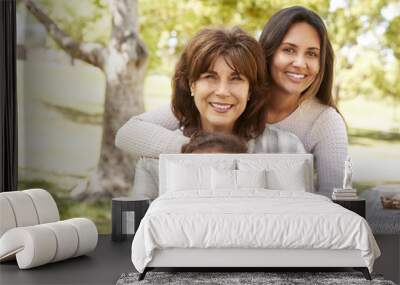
[247,94,250,101]
[190,89,194,97]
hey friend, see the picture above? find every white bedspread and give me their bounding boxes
[131,190,380,273]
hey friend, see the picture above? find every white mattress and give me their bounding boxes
[131,190,380,273]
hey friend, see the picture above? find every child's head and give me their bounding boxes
[181,131,248,154]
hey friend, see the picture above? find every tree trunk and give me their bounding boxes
[72,47,147,200]
[24,0,148,200]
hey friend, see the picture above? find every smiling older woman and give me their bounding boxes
[117,27,305,199]
[171,27,268,139]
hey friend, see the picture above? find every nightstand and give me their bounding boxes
[332,199,366,218]
[112,197,150,242]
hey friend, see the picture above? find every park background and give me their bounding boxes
[16,0,400,233]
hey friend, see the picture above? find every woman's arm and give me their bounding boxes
[310,109,348,196]
[115,105,189,158]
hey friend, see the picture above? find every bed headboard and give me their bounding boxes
[159,153,314,195]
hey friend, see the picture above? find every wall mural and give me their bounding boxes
[16,0,400,234]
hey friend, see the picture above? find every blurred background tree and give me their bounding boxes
[23,0,148,200]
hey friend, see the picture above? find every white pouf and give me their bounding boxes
[0,189,98,269]
[0,189,60,236]
[0,195,17,237]
[0,218,98,269]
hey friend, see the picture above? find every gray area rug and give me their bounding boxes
[359,185,400,234]
[116,272,395,285]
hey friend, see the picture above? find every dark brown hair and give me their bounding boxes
[181,131,248,153]
[172,27,268,140]
[259,6,337,109]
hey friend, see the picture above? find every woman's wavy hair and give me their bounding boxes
[171,27,268,140]
[259,6,337,109]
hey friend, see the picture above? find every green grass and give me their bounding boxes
[18,179,111,234]
[42,101,103,126]
[348,128,400,146]
[339,95,400,133]
[354,181,400,194]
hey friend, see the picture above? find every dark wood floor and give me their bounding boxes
[373,234,400,284]
[0,235,134,285]
[1,234,398,285]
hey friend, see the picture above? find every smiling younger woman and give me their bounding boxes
[267,22,321,119]
[259,7,347,195]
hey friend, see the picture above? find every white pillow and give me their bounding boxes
[166,162,212,192]
[211,168,268,190]
[211,168,236,190]
[165,158,236,193]
[237,169,268,189]
[238,158,308,191]
[267,168,306,191]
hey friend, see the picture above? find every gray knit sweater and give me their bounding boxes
[115,97,348,195]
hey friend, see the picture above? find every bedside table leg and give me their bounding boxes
[354,267,371,280]
[138,267,148,281]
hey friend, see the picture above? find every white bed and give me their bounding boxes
[131,154,380,280]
